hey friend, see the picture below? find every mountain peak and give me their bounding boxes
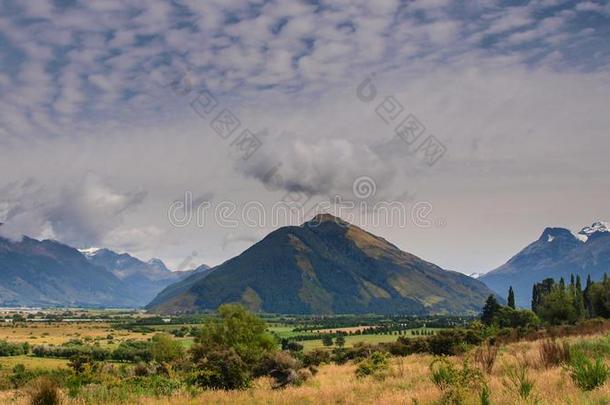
[578,221,610,242]
[539,227,577,243]
[307,213,344,223]
[304,213,352,230]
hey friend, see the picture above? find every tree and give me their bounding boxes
[335,335,346,348]
[151,333,184,363]
[584,274,593,317]
[507,286,516,309]
[532,278,555,314]
[189,304,278,390]
[481,295,500,325]
[191,304,276,366]
[574,275,585,320]
[322,335,334,347]
[532,284,538,313]
[537,286,577,325]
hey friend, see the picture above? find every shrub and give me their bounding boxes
[255,351,304,389]
[68,354,94,375]
[322,335,333,346]
[474,341,499,374]
[480,384,491,405]
[355,351,390,380]
[285,341,303,352]
[302,349,331,367]
[190,348,251,390]
[428,329,482,356]
[151,333,184,363]
[0,339,29,356]
[503,361,534,400]
[539,339,570,368]
[566,354,610,391]
[430,358,483,403]
[28,377,62,405]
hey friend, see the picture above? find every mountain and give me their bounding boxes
[0,236,138,307]
[82,248,207,306]
[479,221,610,307]
[147,214,495,315]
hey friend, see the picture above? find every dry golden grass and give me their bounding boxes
[5,334,610,404]
[0,323,151,346]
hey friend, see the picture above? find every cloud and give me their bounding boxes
[0,174,147,247]
[0,0,610,272]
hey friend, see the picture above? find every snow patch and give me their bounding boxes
[78,247,100,256]
[578,221,610,242]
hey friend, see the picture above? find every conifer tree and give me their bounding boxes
[574,275,585,319]
[531,284,538,312]
[481,295,500,325]
[507,286,515,309]
[584,274,593,317]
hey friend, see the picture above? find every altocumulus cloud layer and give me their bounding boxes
[0,0,609,272]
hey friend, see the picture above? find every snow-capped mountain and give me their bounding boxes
[480,221,610,307]
[82,248,205,305]
[578,221,610,242]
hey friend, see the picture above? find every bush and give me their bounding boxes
[302,349,331,367]
[151,333,184,363]
[0,339,29,356]
[539,339,570,368]
[190,348,251,390]
[355,351,390,380]
[256,351,306,389]
[430,358,483,403]
[503,361,534,400]
[427,329,482,356]
[28,377,62,405]
[566,353,610,391]
[474,341,499,374]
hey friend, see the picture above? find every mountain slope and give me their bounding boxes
[147,214,495,315]
[480,222,610,307]
[83,249,206,306]
[0,236,138,307]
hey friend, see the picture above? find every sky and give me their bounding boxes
[0,0,609,274]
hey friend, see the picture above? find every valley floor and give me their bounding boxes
[3,334,610,404]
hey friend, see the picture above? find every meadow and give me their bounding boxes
[1,332,610,404]
[1,307,610,404]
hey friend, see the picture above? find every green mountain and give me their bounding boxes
[147,214,494,315]
[0,236,138,307]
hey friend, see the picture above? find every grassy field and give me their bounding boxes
[268,325,442,351]
[3,333,609,404]
[0,323,152,347]
[0,355,68,370]
[300,333,400,351]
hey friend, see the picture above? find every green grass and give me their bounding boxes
[301,334,398,351]
[570,334,610,359]
[0,355,68,370]
[266,325,316,339]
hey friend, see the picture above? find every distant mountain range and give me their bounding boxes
[479,221,610,307]
[147,214,495,315]
[81,248,207,305]
[0,233,205,307]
